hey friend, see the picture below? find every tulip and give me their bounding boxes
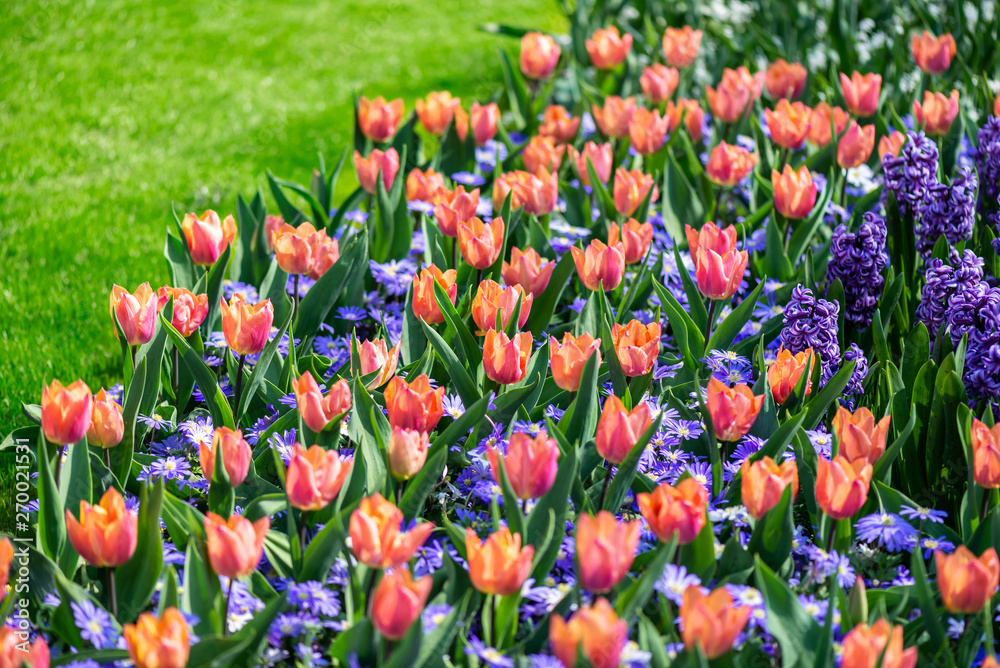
[156,286,208,337]
[293,372,352,432]
[767,347,815,404]
[571,239,625,291]
[972,418,1000,488]
[471,280,533,334]
[308,232,340,280]
[84,388,124,449]
[586,26,632,69]
[695,246,749,301]
[706,142,758,186]
[285,443,352,511]
[628,107,670,155]
[765,99,812,149]
[539,105,581,143]
[680,586,752,659]
[271,222,330,276]
[808,102,850,146]
[841,618,917,668]
[592,95,636,139]
[935,546,1000,614]
[550,597,627,668]
[350,494,434,569]
[458,216,504,269]
[371,568,432,641]
[415,91,460,136]
[686,221,737,257]
[220,294,274,356]
[411,265,458,324]
[466,527,534,595]
[502,246,556,297]
[434,185,480,238]
[41,379,92,446]
[358,95,404,143]
[262,214,284,252]
[492,171,527,212]
[640,63,679,104]
[483,330,533,385]
[354,148,400,194]
[705,377,763,442]
[772,165,818,220]
[387,426,429,481]
[522,135,566,174]
[357,339,400,389]
[637,478,708,544]
[765,59,807,100]
[878,132,907,161]
[181,210,237,266]
[613,167,657,216]
[833,406,891,466]
[576,511,640,592]
[199,426,251,487]
[488,430,560,500]
[549,332,602,392]
[520,32,561,79]
[706,67,763,123]
[911,31,956,75]
[611,319,660,377]
[836,121,876,169]
[840,71,881,117]
[741,456,798,520]
[204,512,269,578]
[0,537,12,600]
[567,141,613,187]
[123,607,191,668]
[469,101,500,146]
[665,98,705,142]
[815,455,872,520]
[913,90,960,136]
[1,629,50,668]
[406,167,445,202]
[384,374,445,432]
[662,26,702,68]
[595,395,652,464]
[110,282,159,346]
[995,90,1000,119]
[511,166,559,215]
[608,218,653,265]
[66,487,137,567]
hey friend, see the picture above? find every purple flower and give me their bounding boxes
[464,638,514,668]
[369,259,418,296]
[452,172,487,187]
[842,343,869,397]
[72,600,114,649]
[855,513,919,552]
[827,213,887,328]
[421,603,454,633]
[916,166,977,255]
[899,505,947,524]
[286,581,341,617]
[655,564,702,605]
[781,285,840,384]
[883,130,938,213]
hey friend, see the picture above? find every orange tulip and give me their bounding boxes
[837,121,875,169]
[483,330,533,385]
[972,418,1000,489]
[841,618,917,668]
[571,239,625,291]
[833,406,891,466]
[272,222,338,278]
[350,494,434,568]
[387,426,429,481]
[458,216,504,269]
[576,511,640,592]
[567,141,613,187]
[471,280,533,334]
[522,135,566,174]
[629,107,670,155]
[840,71,881,117]
[0,629,50,668]
[492,171,528,213]
[488,430,560,500]
[911,31,956,75]
[285,443,352,511]
[772,165,818,220]
[984,657,1000,668]
[637,478,708,544]
[156,286,208,338]
[358,95,404,143]
[262,214,284,252]
[586,26,632,69]
[815,455,872,519]
[665,98,705,142]
[354,148,400,195]
[416,91,460,136]
[550,597,627,668]
[765,59,807,100]
[204,512,268,578]
[110,282,159,346]
[406,167,446,202]
[913,90,960,136]
[611,319,660,377]
[705,377,763,441]
[613,167,657,216]
[411,265,458,324]
[466,527,534,595]
[220,294,274,356]
[995,90,1000,119]
[767,347,815,404]
[662,26,702,68]
[123,607,190,668]
[641,63,680,104]
[41,379,92,446]
[595,395,653,464]
[592,96,636,139]
[308,233,340,280]
[706,142,758,186]
[370,568,432,641]
[935,546,1000,614]
[706,67,763,123]
[384,374,445,432]
[549,332,602,392]
[434,185,480,238]
[469,101,500,146]
[765,99,812,149]
[181,210,237,266]
[293,373,351,432]
[199,426,251,487]
[695,246,749,301]
[539,105,581,143]
[520,32,561,79]
[741,456,798,520]
[808,102,850,146]
[680,586,752,659]
[511,166,559,215]
[65,487,137,567]
[0,537,12,601]
[878,132,907,161]
[608,218,653,264]
[85,387,124,448]
[502,246,556,297]
[685,221,737,257]
[357,338,400,389]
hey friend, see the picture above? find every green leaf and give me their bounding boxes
[604,413,663,513]
[399,442,446,521]
[706,279,765,352]
[527,449,577,580]
[526,251,576,337]
[238,302,292,424]
[614,537,676,620]
[116,481,165,622]
[181,539,223,636]
[432,278,480,367]
[801,360,855,430]
[266,169,307,225]
[747,485,794,571]
[294,231,369,342]
[202,244,232,334]
[563,353,600,447]
[185,634,255,668]
[755,556,821,667]
[298,514,346,583]
[38,435,66,562]
[678,512,715,582]
[418,318,481,407]
[161,313,235,429]
[112,356,146,487]
[346,377,389,495]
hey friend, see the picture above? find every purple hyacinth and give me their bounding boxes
[842,343,869,397]
[916,249,985,340]
[882,131,938,214]
[916,166,977,255]
[945,278,1000,400]
[781,285,841,384]
[972,115,1000,226]
[827,212,887,328]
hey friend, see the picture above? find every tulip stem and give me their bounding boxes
[172,347,180,399]
[103,447,111,472]
[476,268,483,287]
[825,517,836,554]
[704,299,718,344]
[129,345,137,372]
[492,594,499,648]
[451,237,458,271]
[292,274,300,326]
[598,460,612,511]
[223,577,235,636]
[232,354,247,423]
[711,188,722,223]
[106,567,118,619]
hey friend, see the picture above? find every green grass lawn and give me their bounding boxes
[0,0,565,520]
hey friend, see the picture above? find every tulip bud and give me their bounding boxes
[469,102,501,146]
[595,395,652,464]
[833,406,891,466]
[628,107,670,155]
[384,374,445,432]
[371,568,432,641]
[387,426,429,481]
[434,186,480,238]
[576,511,640,592]
[86,388,124,449]
[771,165,818,220]
[466,527,534,595]
[839,71,881,117]
[488,429,560,500]
[765,99,812,149]
[740,456,798,520]
[912,90,960,136]
[354,148,400,195]
[411,265,458,324]
[808,102,850,147]
[357,339,400,389]
[571,239,625,292]
[220,295,274,356]
[204,512,269,579]
[680,585,752,659]
[66,487,137,567]
[181,210,237,266]
[836,121,875,169]
[935,546,1000,614]
[706,67,762,123]
[406,167,445,203]
[911,31,956,75]
[846,576,868,629]
[841,618,917,668]
[294,373,352,432]
[458,216,504,269]
[123,607,191,668]
[593,95,637,140]
[878,132,906,161]
[637,478,709,544]
[522,135,566,174]
[767,347,815,404]
[0,538,12,601]
[765,59,807,100]
[483,330,533,385]
[815,455,872,520]
[199,427,251,487]
[358,95,404,143]
[640,63,680,104]
[586,26,632,69]
[695,246,749,301]
[568,141,613,187]
[613,167,657,217]
[471,280,533,334]
[662,26,702,68]
[415,91,460,136]
[520,32,561,80]
[502,246,556,297]
[549,332,602,392]
[285,443,352,511]
[706,142,758,187]
[972,418,1000,489]
[550,597,628,668]
[157,286,208,338]
[350,494,434,568]
[42,379,93,446]
[262,214,284,252]
[611,319,660,377]
[705,377,763,442]
[110,282,160,346]
[665,98,705,142]
[539,105,581,144]
[608,218,653,265]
